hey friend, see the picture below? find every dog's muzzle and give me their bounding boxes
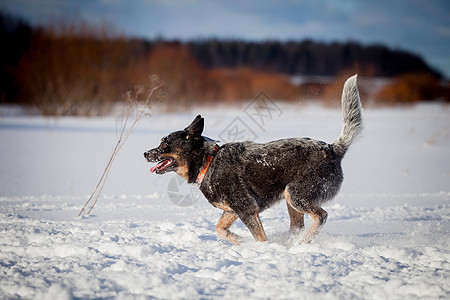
[144,149,176,174]
[143,150,156,162]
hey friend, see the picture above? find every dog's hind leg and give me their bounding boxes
[286,185,329,243]
[302,207,328,243]
[284,189,305,233]
[216,211,242,245]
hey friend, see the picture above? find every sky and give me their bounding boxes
[1,0,449,78]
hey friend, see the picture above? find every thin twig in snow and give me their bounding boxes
[78,75,164,216]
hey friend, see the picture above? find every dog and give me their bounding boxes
[144,75,363,244]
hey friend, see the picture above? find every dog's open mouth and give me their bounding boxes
[150,158,174,174]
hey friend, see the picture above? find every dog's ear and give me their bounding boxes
[185,115,204,139]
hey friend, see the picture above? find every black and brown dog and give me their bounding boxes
[144,75,363,244]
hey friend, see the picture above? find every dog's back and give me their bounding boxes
[203,137,343,212]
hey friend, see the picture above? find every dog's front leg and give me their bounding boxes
[216,211,242,245]
[239,212,268,242]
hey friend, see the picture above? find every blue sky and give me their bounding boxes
[1,0,449,78]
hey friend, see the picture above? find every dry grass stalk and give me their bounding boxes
[78,75,164,216]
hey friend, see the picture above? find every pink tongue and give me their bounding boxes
[150,160,170,173]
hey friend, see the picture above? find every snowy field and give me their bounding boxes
[0,102,449,299]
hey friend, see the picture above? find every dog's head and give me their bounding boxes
[144,115,205,180]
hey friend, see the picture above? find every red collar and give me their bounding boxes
[194,144,219,186]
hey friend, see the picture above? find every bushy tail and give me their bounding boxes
[333,74,363,157]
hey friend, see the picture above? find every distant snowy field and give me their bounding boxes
[0,103,449,299]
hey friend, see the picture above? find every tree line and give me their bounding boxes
[0,11,446,115]
[185,39,441,78]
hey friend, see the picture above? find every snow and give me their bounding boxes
[0,102,449,299]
